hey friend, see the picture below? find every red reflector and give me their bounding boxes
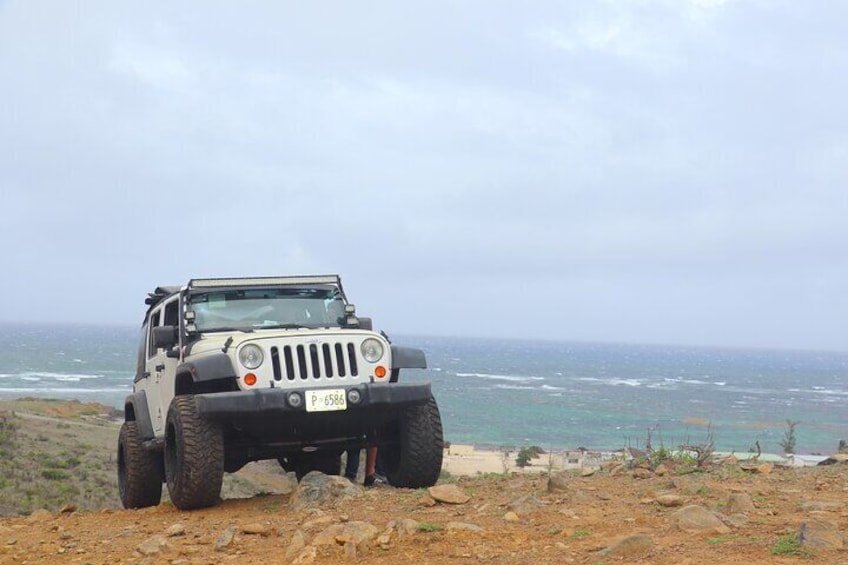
[244,373,257,386]
[375,366,387,378]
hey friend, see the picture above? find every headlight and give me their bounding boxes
[238,344,264,369]
[360,338,384,363]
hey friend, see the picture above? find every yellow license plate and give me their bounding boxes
[305,388,347,412]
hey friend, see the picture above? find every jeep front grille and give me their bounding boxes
[270,343,359,381]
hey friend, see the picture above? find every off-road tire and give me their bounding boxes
[117,421,163,509]
[381,395,444,487]
[278,452,342,480]
[164,396,224,510]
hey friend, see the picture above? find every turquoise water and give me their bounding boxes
[2,323,847,454]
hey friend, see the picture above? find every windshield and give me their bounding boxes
[187,286,346,332]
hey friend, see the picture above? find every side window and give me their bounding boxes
[147,311,161,359]
[163,299,179,327]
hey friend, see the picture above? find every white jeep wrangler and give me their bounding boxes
[118,275,443,510]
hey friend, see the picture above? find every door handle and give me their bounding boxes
[155,364,165,372]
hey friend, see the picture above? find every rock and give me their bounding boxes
[344,540,357,560]
[609,464,628,476]
[671,505,730,534]
[417,495,437,507]
[800,518,845,549]
[548,472,570,492]
[656,494,685,507]
[599,533,654,557]
[26,509,53,523]
[508,495,541,514]
[312,521,379,548]
[503,511,520,522]
[215,526,237,551]
[654,464,668,476]
[799,500,842,512]
[285,530,306,561]
[428,484,471,505]
[633,468,653,479]
[741,462,772,474]
[137,535,170,556]
[725,514,749,528]
[165,523,186,537]
[292,546,317,564]
[241,523,271,536]
[394,518,419,538]
[59,503,76,514]
[717,454,738,465]
[819,453,848,465]
[446,522,485,533]
[727,493,755,514]
[292,472,361,511]
[302,516,336,531]
[580,468,595,477]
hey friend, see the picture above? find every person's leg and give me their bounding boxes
[363,446,378,486]
[344,448,360,481]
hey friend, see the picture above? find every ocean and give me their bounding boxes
[2,323,847,455]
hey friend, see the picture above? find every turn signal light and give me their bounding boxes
[375,366,387,378]
[244,373,257,386]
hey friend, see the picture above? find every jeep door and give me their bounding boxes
[146,297,181,435]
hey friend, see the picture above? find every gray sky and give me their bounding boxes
[1,1,846,351]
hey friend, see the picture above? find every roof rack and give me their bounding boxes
[188,275,341,289]
[145,286,180,307]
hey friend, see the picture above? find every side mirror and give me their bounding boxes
[153,325,178,349]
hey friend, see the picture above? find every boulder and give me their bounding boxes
[165,523,186,537]
[215,526,237,551]
[508,495,542,514]
[599,533,654,557]
[633,468,653,479]
[656,494,685,508]
[312,521,379,548]
[292,472,361,511]
[726,493,755,514]
[671,505,730,534]
[548,472,569,492]
[799,518,845,550]
[446,522,485,533]
[137,535,170,556]
[241,523,271,536]
[285,530,306,561]
[428,484,471,505]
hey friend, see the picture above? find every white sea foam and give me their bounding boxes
[578,377,642,387]
[493,384,538,391]
[456,372,544,383]
[0,386,130,393]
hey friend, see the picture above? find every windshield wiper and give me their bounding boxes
[255,323,308,330]
[201,327,255,333]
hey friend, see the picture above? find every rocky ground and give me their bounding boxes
[2,400,848,564]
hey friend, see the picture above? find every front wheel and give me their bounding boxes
[117,421,163,509]
[380,396,444,488]
[164,396,224,510]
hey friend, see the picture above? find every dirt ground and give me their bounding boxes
[1,399,847,564]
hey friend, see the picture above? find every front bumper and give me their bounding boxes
[193,382,432,419]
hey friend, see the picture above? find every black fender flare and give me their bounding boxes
[176,354,237,383]
[124,391,155,441]
[390,346,427,383]
[391,346,427,369]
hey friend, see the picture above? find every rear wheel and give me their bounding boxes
[117,421,163,509]
[164,396,224,510]
[380,396,444,487]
